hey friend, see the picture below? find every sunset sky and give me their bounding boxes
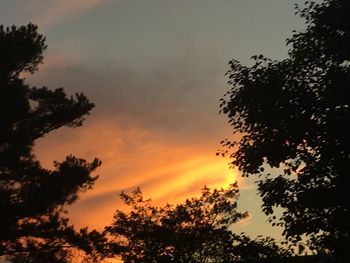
[1,0,305,241]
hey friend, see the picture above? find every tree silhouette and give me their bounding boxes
[220,0,349,261]
[106,184,290,262]
[0,24,106,262]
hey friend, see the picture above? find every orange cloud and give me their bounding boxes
[143,156,238,204]
[35,119,239,230]
[30,46,243,232]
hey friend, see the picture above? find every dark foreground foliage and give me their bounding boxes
[220,0,350,261]
[106,184,291,263]
[0,24,106,262]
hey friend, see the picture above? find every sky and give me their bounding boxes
[0,0,306,242]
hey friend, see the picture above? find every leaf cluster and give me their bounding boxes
[106,184,290,262]
[220,0,350,260]
[0,24,105,262]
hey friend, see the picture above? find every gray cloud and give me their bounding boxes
[28,51,232,147]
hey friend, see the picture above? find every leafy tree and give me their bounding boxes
[0,24,106,262]
[106,184,290,262]
[220,0,349,261]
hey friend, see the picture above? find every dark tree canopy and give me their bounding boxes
[220,0,349,261]
[106,184,290,263]
[0,24,105,262]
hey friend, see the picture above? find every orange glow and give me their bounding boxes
[35,120,238,230]
[145,156,238,204]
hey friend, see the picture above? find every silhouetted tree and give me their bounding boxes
[220,0,349,261]
[106,184,290,262]
[0,24,106,262]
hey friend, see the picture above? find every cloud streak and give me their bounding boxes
[35,119,237,230]
[27,45,243,230]
[44,0,108,30]
[1,0,303,242]
[14,0,108,31]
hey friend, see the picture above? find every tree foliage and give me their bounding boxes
[220,0,350,261]
[106,184,290,263]
[0,24,105,262]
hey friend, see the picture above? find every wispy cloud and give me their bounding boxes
[29,48,238,230]
[28,0,108,30]
[34,118,238,230]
